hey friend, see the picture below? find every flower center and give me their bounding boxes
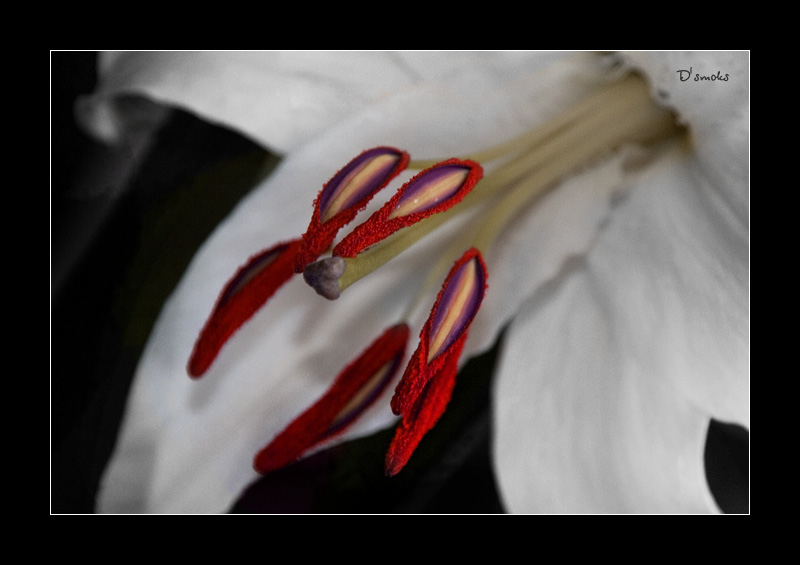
[303,72,683,300]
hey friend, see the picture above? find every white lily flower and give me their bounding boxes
[77,51,749,513]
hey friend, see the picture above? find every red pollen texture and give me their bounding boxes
[253,323,410,475]
[294,147,410,272]
[187,239,303,378]
[333,159,483,258]
[188,147,409,378]
[390,247,487,416]
[384,350,460,477]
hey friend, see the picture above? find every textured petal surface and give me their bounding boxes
[493,257,719,513]
[76,51,564,154]
[621,51,749,223]
[493,143,748,513]
[492,51,748,513]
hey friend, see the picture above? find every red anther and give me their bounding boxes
[333,159,483,258]
[384,351,460,477]
[187,239,303,378]
[188,148,409,378]
[294,147,410,272]
[254,323,410,474]
[391,248,487,416]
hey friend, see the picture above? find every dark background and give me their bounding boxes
[50,51,748,514]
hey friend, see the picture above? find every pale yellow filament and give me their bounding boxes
[331,73,682,298]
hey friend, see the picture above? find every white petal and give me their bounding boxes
[469,145,644,358]
[77,51,408,153]
[601,152,748,425]
[76,51,567,155]
[620,51,750,223]
[493,258,719,513]
[493,144,748,513]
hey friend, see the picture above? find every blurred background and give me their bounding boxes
[50,51,748,514]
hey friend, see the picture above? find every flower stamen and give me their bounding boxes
[187,239,302,378]
[253,323,409,474]
[427,253,483,362]
[385,357,459,477]
[332,159,482,258]
[304,73,682,299]
[391,248,487,421]
[294,146,410,271]
[320,152,404,223]
[188,148,408,376]
[384,249,486,476]
[387,166,470,219]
